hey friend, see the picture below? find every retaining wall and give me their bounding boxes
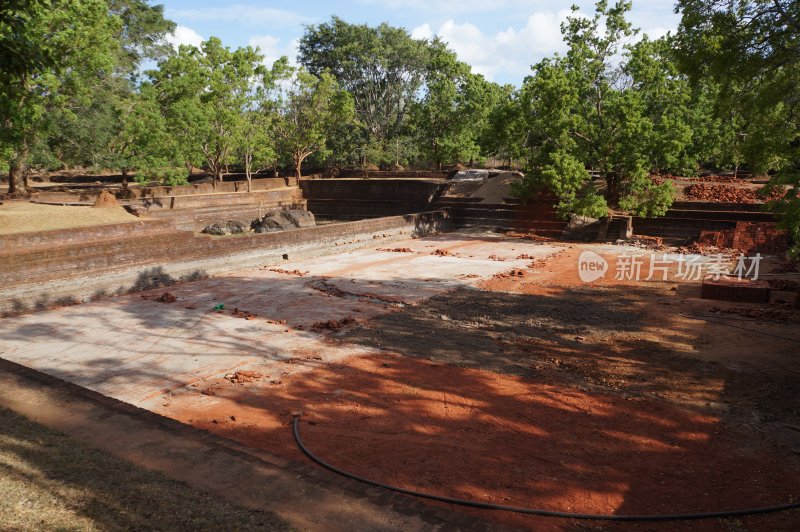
[0,211,451,316]
[300,178,446,220]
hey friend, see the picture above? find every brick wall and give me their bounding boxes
[698,222,788,254]
[0,211,451,316]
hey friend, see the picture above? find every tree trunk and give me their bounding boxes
[295,154,302,180]
[606,173,621,206]
[244,153,252,192]
[8,139,31,195]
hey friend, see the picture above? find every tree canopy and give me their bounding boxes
[1,1,799,251]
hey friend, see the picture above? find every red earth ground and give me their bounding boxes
[160,246,800,531]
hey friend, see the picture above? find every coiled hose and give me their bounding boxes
[293,417,800,521]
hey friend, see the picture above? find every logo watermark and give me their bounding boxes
[578,251,609,283]
[578,252,762,283]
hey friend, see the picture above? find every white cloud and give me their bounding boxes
[415,10,573,81]
[410,23,433,40]
[412,8,677,84]
[248,35,299,67]
[166,25,204,49]
[166,5,311,28]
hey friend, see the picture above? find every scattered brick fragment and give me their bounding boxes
[494,269,526,279]
[311,316,357,331]
[432,249,451,256]
[225,370,263,384]
[231,307,257,320]
[157,292,177,303]
[377,247,413,253]
[268,268,308,276]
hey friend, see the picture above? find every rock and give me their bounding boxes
[157,292,177,303]
[562,214,602,241]
[283,209,316,228]
[251,209,316,233]
[224,220,247,234]
[201,224,228,235]
[390,164,404,171]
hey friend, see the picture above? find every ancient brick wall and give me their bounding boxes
[698,222,788,254]
[0,212,450,316]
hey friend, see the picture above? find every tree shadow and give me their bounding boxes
[0,407,288,530]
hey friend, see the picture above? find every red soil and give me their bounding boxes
[164,354,800,531]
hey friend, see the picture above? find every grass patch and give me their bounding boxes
[0,407,290,531]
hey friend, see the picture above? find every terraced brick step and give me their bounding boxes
[0,219,178,250]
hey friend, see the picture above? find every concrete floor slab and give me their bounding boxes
[0,234,559,408]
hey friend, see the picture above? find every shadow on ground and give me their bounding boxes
[0,407,288,530]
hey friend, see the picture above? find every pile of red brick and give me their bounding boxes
[684,184,758,203]
[698,222,788,254]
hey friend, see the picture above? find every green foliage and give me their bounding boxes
[299,17,431,162]
[480,85,528,167]
[0,0,120,192]
[514,1,688,218]
[676,0,800,252]
[149,37,266,181]
[0,0,175,191]
[273,68,355,178]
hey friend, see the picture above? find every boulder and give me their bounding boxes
[251,209,316,233]
[201,223,228,236]
[224,220,247,234]
[284,210,316,228]
[562,215,602,241]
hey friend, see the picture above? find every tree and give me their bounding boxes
[514,1,682,218]
[675,0,800,252]
[237,58,289,191]
[480,85,529,168]
[273,68,354,179]
[413,41,497,169]
[150,37,265,183]
[0,0,119,194]
[299,17,429,164]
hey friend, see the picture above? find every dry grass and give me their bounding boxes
[0,407,289,531]
[0,202,139,236]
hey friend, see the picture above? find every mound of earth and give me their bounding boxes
[93,190,118,208]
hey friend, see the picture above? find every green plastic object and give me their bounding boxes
[213,303,225,311]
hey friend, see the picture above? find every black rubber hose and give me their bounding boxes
[293,417,800,521]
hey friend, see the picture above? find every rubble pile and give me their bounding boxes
[377,247,414,253]
[684,184,758,203]
[225,370,263,383]
[311,317,357,331]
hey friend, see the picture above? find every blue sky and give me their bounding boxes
[162,0,681,86]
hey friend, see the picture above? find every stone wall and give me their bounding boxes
[300,178,446,220]
[0,211,451,316]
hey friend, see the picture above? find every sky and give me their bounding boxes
[161,0,681,86]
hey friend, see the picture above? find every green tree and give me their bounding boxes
[480,85,529,168]
[0,0,119,194]
[676,0,800,251]
[150,37,265,183]
[413,41,497,169]
[273,68,355,179]
[515,1,679,218]
[299,17,430,164]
